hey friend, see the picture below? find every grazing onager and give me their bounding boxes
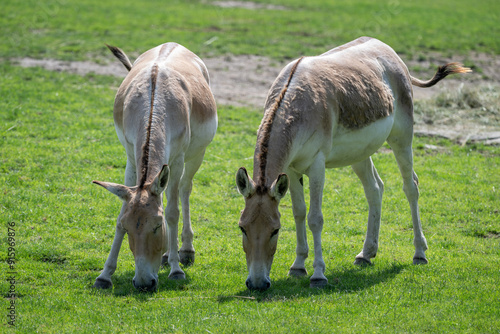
[93,43,217,291]
[236,37,470,290]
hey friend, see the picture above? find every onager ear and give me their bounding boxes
[236,167,255,198]
[151,164,170,196]
[93,180,131,201]
[270,173,289,201]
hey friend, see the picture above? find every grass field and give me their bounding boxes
[1,0,499,61]
[1,0,500,333]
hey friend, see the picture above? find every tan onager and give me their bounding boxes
[93,43,217,291]
[236,37,470,290]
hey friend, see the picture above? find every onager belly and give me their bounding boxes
[325,115,394,168]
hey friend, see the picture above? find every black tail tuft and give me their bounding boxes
[105,44,133,71]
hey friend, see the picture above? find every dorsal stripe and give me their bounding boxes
[138,44,178,188]
[139,63,159,188]
[159,43,178,60]
[257,56,304,190]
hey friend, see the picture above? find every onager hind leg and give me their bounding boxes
[352,157,384,265]
[388,141,428,264]
[387,93,428,264]
[386,73,429,264]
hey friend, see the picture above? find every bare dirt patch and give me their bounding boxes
[16,57,129,77]
[208,0,288,11]
[12,52,500,144]
[14,55,280,108]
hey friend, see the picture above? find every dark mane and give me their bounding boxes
[138,44,179,188]
[255,56,304,192]
[139,63,159,188]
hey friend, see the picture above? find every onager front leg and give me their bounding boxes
[94,160,135,289]
[307,155,328,288]
[288,171,309,277]
[164,161,186,279]
[94,224,126,289]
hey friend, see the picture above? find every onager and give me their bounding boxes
[236,37,470,290]
[93,43,217,291]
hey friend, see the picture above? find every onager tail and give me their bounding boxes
[411,62,471,88]
[106,44,133,71]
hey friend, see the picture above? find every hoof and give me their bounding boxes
[93,277,113,289]
[413,257,428,265]
[168,270,186,280]
[161,253,169,267]
[354,257,372,266]
[310,277,328,288]
[288,268,308,277]
[179,250,195,267]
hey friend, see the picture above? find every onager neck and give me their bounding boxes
[252,57,304,192]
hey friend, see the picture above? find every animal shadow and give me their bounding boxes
[219,262,408,302]
[91,269,191,298]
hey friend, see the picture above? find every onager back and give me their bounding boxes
[93,43,217,291]
[236,37,470,290]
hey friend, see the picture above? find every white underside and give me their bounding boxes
[288,114,394,174]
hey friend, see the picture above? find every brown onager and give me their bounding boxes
[93,43,217,291]
[236,37,470,290]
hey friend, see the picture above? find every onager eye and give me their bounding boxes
[153,224,162,233]
[270,228,280,238]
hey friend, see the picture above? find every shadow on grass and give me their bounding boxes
[90,267,192,299]
[218,262,408,303]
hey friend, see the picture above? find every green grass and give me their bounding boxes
[0,64,499,333]
[1,0,500,332]
[1,0,499,62]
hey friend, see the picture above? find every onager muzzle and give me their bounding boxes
[132,257,160,292]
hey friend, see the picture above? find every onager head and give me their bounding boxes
[236,167,289,291]
[93,165,169,292]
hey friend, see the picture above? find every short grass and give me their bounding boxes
[1,0,499,62]
[1,65,499,333]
